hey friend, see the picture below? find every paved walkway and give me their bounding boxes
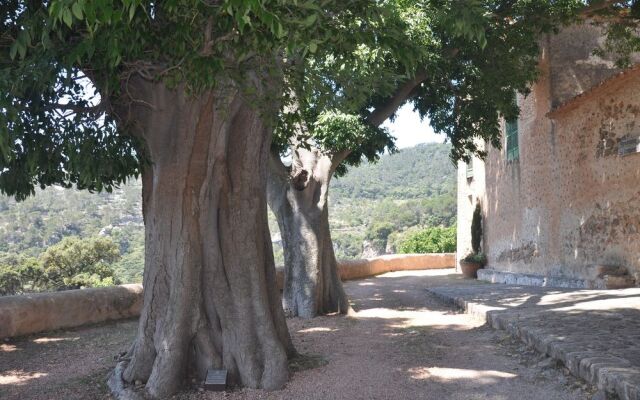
[1,269,595,399]
[428,277,640,400]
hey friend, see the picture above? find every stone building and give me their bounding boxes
[457,24,640,289]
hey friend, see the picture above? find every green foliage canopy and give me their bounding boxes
[276,0,640,167]
[312,112,395,176]
[272,0,434,168]
[398,226,456,254]
[1,0,390,200]
[4,1,638,203]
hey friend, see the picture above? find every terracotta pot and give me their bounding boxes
[460,260,483,279]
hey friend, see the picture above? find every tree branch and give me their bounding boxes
[330,149,351,172]
[330,69,431,169]
[269,149,289,178]
[44,101,106,115]
[365,68,428,127]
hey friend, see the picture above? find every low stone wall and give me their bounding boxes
[337,253,454,280]
[0,253,454,339]
[0,284,143,339]
[274,253,455,287]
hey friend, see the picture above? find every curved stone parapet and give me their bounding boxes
[0,284,143,339]
[337,253,455,281]
[0,254,454,339]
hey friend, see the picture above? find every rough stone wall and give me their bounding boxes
[480,40,558,277]
[458,25,640,282]
[551,78,640,279]
[456,146,486,271]
[548,23,627,107]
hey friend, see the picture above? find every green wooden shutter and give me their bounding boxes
[505,119,519,161]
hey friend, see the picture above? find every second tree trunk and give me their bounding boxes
[268,147,349,318]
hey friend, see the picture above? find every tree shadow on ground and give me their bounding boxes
[0,318,137,400]
[282,269,593,400]
[0,269,615,399]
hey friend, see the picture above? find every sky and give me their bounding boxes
[382,103,445,149]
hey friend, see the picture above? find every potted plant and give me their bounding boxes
[460,252,487,278]
[460,203,486,278]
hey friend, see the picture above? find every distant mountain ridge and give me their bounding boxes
[331,142,456,200]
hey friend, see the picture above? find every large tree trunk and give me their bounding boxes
[110,79,294,399]
[267,147,349,318]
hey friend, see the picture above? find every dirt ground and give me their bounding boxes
[0,269,597,399]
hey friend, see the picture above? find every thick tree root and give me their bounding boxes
[107,361,145,400]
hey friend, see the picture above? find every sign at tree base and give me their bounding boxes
[204,369,227,391]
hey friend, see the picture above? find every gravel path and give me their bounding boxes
[0,269,595,399]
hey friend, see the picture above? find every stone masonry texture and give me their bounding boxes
[457,23,640,284]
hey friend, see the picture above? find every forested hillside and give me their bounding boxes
[0,143,456,288]
[0,183,145,286]
[332,142,455,200]
[328,143,457,259]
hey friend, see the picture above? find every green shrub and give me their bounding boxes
[0,265,22,296]
[0,236,122,295]
[365,222,395,241]
[471,203,482,254]
[462,252,487,266]
[40,236,121,290]
[398,226,456,254]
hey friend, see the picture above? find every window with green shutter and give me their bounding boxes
[505,119,519,161]
[466,158,473,179]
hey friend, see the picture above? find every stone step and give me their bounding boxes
[477,269,636,290]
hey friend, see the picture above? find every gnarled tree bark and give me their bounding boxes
[110,78,294,399]
[267,146,349,318]
[266,70,428,319]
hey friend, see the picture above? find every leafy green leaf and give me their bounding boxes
[62,8,73,28]
[72,2,84,20]
[9,42,18,60]
[303,14,317,27]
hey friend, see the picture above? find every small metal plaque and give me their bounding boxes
[618,135,640,156]
[204,369,227,391]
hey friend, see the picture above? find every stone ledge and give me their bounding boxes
[428,285,640,400]
[275,253,455,290]
[0,284,143,339]
[477,269,635,289]
[337,253,455,281]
